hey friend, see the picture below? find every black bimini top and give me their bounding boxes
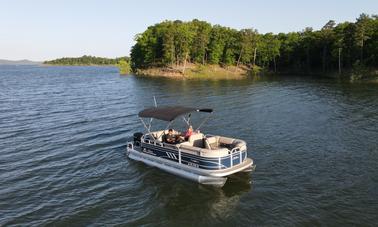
[138,106,213,121]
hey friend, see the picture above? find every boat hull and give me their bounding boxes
[127,145,254,187]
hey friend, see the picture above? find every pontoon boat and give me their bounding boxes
[126,106,254,187]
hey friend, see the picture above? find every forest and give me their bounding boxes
[130,14,377,76]
[44,55,129,66]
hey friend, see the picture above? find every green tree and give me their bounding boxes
[190,20,212,64]
[355,14,371,62]
[320,20,336,72]
[117,59,131,74]
[236,28,259,66]
[207,25,227,64]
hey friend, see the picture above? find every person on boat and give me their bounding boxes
[165,129,176,144]
[178,125,194,142]
[185,125,194,138]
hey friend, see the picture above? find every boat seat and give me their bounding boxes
[218,136,235,145]
[179,143,230,157]
[179,144,202,155]
[205,136,220,150]
[188,133,204,148]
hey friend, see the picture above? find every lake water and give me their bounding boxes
[1,65,377,226]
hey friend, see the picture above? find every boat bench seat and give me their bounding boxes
[179,144,202,155]
[205,136,247,151]
[204,136,220,150]
[179,143,229,157]
[188,133,204,147]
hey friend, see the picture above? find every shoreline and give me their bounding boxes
[42,63,118,67]
[41,63,377,82]
[135,65,378,82]
[134,64,250,80]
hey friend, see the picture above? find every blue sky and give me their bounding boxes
[0,0,377,61]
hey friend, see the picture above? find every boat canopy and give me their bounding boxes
[138,106,213,121]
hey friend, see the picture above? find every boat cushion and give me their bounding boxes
[188,133,204,148]
[205,136,219,150]
[179,144,202,153]
[218,136,235,145]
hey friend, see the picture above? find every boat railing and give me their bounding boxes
[216,149,243,169]
[141,136,245,170]
[142,138,164,147]
[142,137,184,164]
[229,147,243,168]
[142,137,181,152]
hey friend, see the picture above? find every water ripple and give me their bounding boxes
[1,66,377,226]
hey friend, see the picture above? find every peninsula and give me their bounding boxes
[130,14,377,81]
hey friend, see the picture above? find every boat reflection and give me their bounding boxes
[197,173,253,219]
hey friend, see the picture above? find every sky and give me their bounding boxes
[0,0,377,61]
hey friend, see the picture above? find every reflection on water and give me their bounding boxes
[206,174,253,219]
[0,65,377,226]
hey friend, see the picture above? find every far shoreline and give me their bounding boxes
[40,62,378,83]
[42,63,118,67]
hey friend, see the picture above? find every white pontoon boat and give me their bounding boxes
[126,106,255,187]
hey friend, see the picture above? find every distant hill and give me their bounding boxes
[44,55,129,66]
[0,59,41,65]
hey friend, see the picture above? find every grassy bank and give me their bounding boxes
[135,64,251,80]
[135,64,378,82]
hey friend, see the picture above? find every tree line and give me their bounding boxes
[130,14,377,74]
[44,55,129,66]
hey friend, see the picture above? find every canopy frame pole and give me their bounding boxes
[182,116,190,126]
[195,113,212,132]
[182,113,192,127]
[153,96,157,107]
[148,96,158,131]
[147,119,152,131]
[140,118,157,143]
